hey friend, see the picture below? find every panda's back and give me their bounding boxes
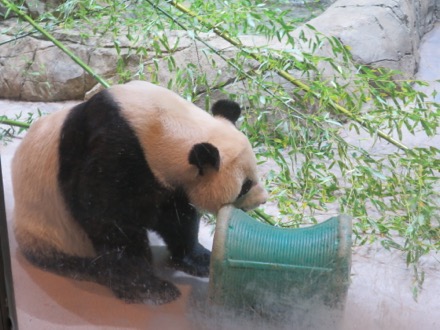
[111,81,214,131]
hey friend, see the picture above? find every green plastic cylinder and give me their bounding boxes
[208,206,352,314]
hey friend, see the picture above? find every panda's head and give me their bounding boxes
[109,81,267,214]
[185,100,268,214]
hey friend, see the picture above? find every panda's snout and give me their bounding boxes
[236,184,268,211]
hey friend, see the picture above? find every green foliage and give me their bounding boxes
[1,0,439,290]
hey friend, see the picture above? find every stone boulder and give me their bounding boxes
[0,17,257,101]
[0,24,113,101]
[25,1,65,18]
[0,0,64,19]
[302,0,437,77]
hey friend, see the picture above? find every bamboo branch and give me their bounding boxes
[148,0,305,122]
[166,0,409,151]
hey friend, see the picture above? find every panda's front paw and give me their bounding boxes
[170,244,211,277]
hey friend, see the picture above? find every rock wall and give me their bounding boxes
[304,0,437,77]
[437,0,440,19]
[0,0,438,101]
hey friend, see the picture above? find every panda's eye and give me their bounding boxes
[237,179,253,199]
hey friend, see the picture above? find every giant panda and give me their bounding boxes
[12,80,268,304]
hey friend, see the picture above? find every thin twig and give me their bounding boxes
[0,31,36,46]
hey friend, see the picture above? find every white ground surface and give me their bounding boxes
[1,23,439,330]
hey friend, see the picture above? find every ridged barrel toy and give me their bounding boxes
[209,206,352,316]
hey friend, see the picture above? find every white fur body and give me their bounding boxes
[12,109,96,257]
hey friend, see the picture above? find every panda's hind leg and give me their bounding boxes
[153,191,211,277]
[17,226,180,304]
[83,225,181,304]
[15,228,96,281]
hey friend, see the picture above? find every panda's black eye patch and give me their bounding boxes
[238,179,253,199]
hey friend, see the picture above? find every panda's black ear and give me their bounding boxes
[211,100,241,124]
[188,143,220,175]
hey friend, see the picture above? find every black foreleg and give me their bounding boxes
[153,192,211,277]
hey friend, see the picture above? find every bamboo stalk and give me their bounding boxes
[0,118,30,129]
[166,0,409,151]
[252,209,278,226]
